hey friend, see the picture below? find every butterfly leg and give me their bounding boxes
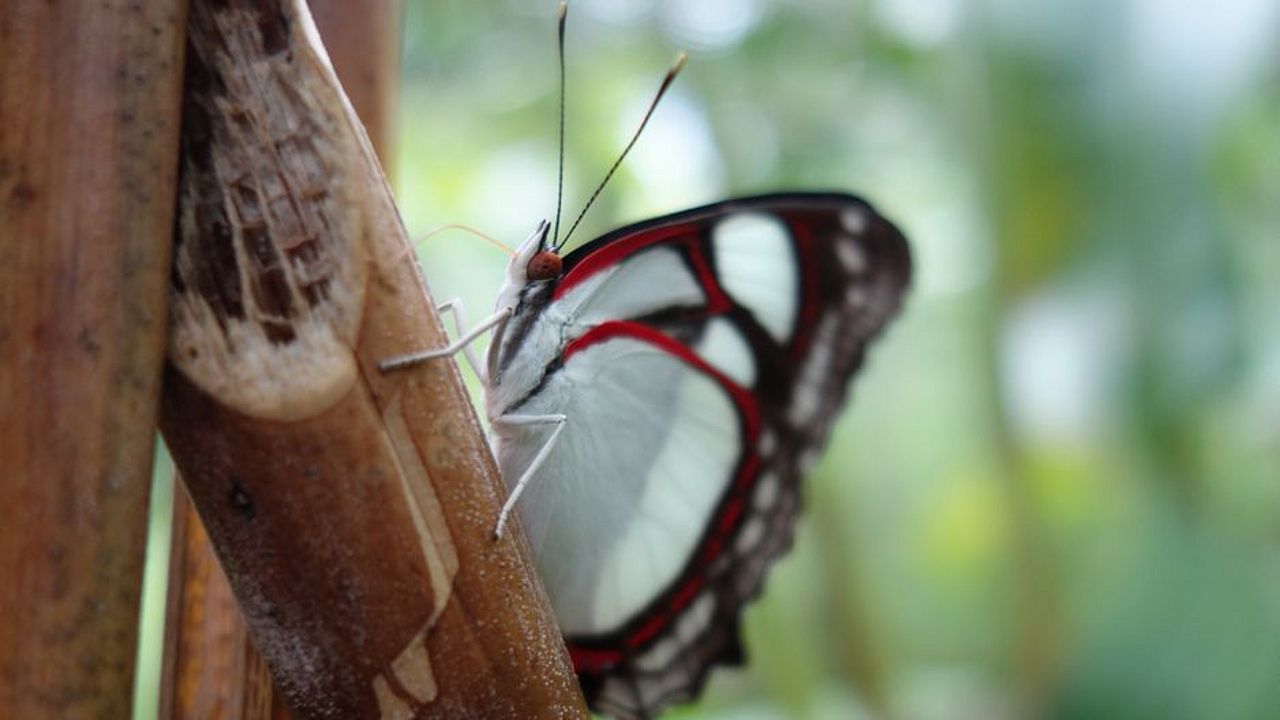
[429,298,489,381]
[490,412,567,540]
[378,305,513,375]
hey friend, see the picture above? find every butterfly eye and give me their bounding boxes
[527,250,563,281]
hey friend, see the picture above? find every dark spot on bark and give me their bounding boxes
[255,262,293,313]
[211,218,231,245]
[183,43,226,99]
[232,178,263,225]
[170,257,187,293]
[243,228,274,271]
[9,181,36,209]
[181,110,213,172]
[260,318,297,345]
[77,328,101,358]
[300,276,330,306]
[191,207,247,326]
[229,108,254,135]
[229,477,256,519]
[257,7,291,56]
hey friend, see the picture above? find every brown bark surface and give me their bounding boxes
[159,486,287,720]
[161,3,404,718]
[0,1,188,717]
[158,1,586,717]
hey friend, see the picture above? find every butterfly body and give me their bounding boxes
[479,192,911,718]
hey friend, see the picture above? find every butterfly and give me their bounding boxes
[379,5,912,718]
[383,191,910,718]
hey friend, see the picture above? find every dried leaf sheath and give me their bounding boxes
[171,8,368,421]
[160,1,586,717]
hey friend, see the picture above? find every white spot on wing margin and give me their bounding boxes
[735,516,766,553]
[788,314,840,426]
[635,636,681,672]
[841,206,868,235]
[758,428,776,457]
[754,472,779,509]
[837,239,867,274]
[677,593,716,642]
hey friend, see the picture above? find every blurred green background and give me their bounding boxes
[135,2,1280,719]
[392,2,1279,718]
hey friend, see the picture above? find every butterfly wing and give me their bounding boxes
[486,192,911,719]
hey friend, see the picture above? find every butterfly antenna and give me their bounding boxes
[418,223,515,256]
[551,1,569,249]
[558,51,688,250]
[392,223,514,268]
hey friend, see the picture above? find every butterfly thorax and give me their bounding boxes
[484,221,567,420]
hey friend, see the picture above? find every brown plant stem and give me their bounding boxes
[158,1,586,717]
[162,2,404,718]
[0,1,188,717]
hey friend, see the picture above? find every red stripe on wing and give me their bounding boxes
[554,223,734,313]
[563,322,757,440]
[570,645,623,673]
[556,223,696,298]
[685,239,734,314]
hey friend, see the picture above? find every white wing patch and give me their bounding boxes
[594,363,739,631]
[495,333,742,637]
[712,213,797,342]
[568,246,704,329]
[696,318,756,388]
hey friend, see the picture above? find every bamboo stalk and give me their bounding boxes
[158,1,586,717]
[0,1,188,717]
[161,3,404,718]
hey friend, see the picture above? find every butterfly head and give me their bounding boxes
[508,219,563,284]
[527,249,563,281]
[497,220,563,314]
